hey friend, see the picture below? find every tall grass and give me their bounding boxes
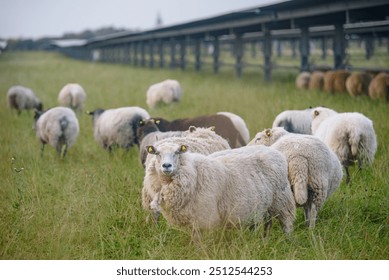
[0,51,388,260]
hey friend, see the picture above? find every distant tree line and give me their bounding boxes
[2,26,138,51]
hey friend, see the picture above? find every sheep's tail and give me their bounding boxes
[348,128,376,167]
[58,116,69,156]
[289,156,308,205]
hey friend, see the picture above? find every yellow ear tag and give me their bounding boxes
[155,119,161,125]
[210,126,216,131]
[180,145,187,152]
[265,129,272,137]
[147,146,155,153]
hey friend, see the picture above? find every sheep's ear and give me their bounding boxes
[189,126,196,132]
[179,145,188,153]
[314,110,320,116]
[146,146,157,154]
[210,126,216,131]
[265,129,272,137]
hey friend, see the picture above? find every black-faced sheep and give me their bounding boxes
[146,79,182,108]
[272,108,313,134]
[368,72,389,102]
[34,107,79,158]
[58,83,86,112]
[311,107,377,184]
[143,142,296,238]
[248,127,343,228]
[7,85,43,114]
[88,106,150,152]
[150,114,246,148]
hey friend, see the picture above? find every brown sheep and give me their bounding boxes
[323,70,336,93]
[368,72,389,102]
[323,70,350,93]
[295,71,311,90]
[149,114,246,148]
[346,72,372,97]
[309,71,325,90]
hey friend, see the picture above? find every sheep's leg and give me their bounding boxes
[345,166,351,185]
[40,143,45,157]
[62,144,68,158]
[263,219,272,238]
[308,203,317,228]
[304,204,311,227]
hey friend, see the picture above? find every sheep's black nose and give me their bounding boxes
[162,163,172,169]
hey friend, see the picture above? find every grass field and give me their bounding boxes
[0,51,388,260]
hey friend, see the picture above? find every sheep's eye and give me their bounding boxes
[255,137,261,143]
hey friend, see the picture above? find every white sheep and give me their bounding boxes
[142,142,296,237]
[142,125,231,222]
[311,107,377,184]
[272,108,313,134]
[34,107,79,158]
[88,106,150,152]
[58,83,86,112]
[295,71,311,90]
[217,111,250,145]
[248,127,343,228]
[146,79,182,108]
[7,85,43,114]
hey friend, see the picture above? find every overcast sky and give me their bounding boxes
[0,0,283,39]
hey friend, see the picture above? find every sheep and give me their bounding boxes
[323,70,350,93]
[7,85,42,114]
[146,79,182,108]
[311,106,377,184]
[142,142,296,238]
[217,111,250,145]
[58,83,86,112]
[34,107,79,158]
[142,125,231,222]
[346,72,372,97]
[137,118,184,167]
[150,114,246,148]
[272,108,313,134]
[368,72,389,102]
[295,71,311,90]
[88,106,150,152]
[308,71,325,91]
[248,127,343,228]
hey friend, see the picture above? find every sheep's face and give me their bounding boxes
[146,143,188,177]
[248,127,287,146]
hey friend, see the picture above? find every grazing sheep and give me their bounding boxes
[346,72,372,97]
[311,107,377,184]
[272,108,313,134]
[324,70,350,93]
[150,114,246,148]
[88,106,150,152]
[34,107,79,158]
[143,143,296,237]
[248,127,343,228]
[368,72,389,102]
[7,85,42,114]
[295,71,311,90]
[308,71,325,90]
[58,83,86,112]
[217,111,250,145]
[146,79,182,108]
